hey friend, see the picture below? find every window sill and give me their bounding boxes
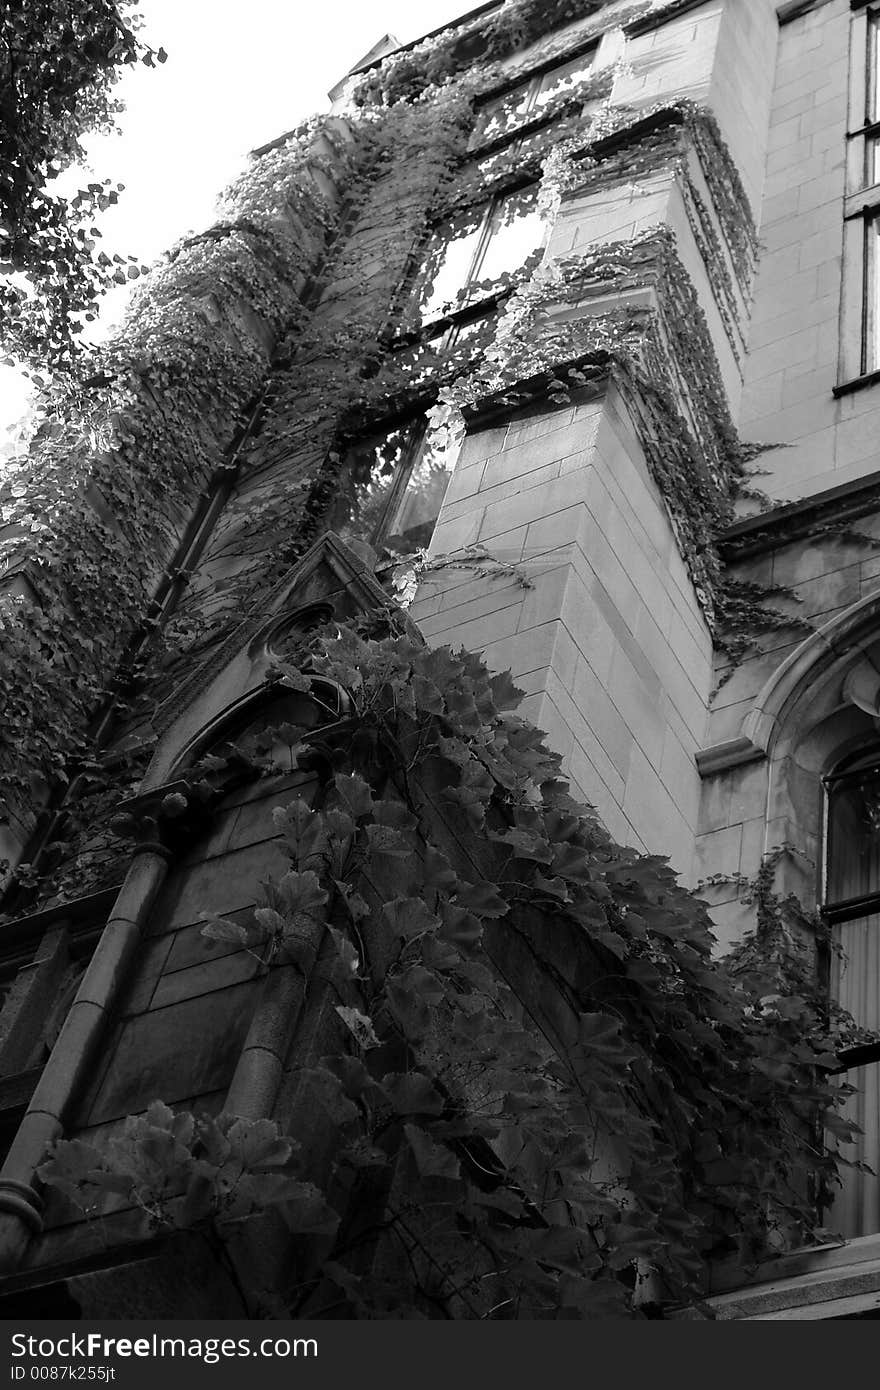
[833,368,880,397]
[389,288,513,350]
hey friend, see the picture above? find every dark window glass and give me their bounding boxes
[866,214,880,374]
[328,421,455,558]
[827,759,880,906]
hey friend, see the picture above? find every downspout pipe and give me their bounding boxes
[223,922,327,1121]
[0,836,172,1272]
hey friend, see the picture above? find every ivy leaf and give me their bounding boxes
[591,929,626,959]
[144,1102,194,1147]
[328,926,360,978]
[333,772,374,818]
[301,1067,361,1124]
[489,670,524,710]
[577,1012,628,1056]
[384,1072,445,1116]
[335,881,371,922]
[412,674,445,713]
[272,798,314,839]
[195,1115,232,1169]
[323,808,356,843]
[37,1137,108,1203]
[439,903,483,949]
[200,916,251,947]
[372,799,418,830]
[342,1139,388,1168]
[533,873,571,902]
[253,906,288,938]
[365,823,413,858]
[224,1117,296,1170]
[277,869,329,918]
[436,735,471,767]
[417,647,464,690]
[404,1124,460,1179]
[386,980,430,1040]
[442,785,489,831]
[490,826,553,862]
[423,845,460,893]
[382,897,440,940]
[335,1005,380,1050]
[455,880,509,918]
[279,1185,340,1238]
[226,1171,316,1216]
[421,933,463,970]
[550,843,595,883]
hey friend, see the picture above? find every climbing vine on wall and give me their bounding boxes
[38,623,867,1318]
[1,2,802,946]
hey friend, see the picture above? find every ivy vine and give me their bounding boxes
[38,625,868,1318]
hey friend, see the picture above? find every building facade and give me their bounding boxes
[1,0,880,1318]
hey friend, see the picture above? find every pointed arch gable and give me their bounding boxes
[698,589,880,775]
[140,531,398,790]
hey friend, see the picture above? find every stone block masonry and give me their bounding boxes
[411,379,712,879]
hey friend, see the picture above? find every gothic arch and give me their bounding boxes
[709,590,880,770]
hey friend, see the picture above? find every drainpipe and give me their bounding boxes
[0,824,172,1272]
[223,922,327,1121]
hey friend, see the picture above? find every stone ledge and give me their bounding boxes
[708,1243,880,1320]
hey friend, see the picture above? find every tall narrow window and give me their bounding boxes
[471,44,597,146]
[861,11,880,184]
[326,420,456,558]
[415,184,545,325]
[865,214,880,374]
[824,752,880,1237]
[840,6,880,385]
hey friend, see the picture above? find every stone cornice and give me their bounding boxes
[721,468,880,561]
[624,0,715,40]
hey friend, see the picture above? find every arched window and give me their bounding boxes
[824,750,880,1237]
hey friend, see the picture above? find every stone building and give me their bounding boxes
[0,0,879,1318]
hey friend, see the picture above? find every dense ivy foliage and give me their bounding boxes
[0,0,801,907]
[0,115,361,850]
[15,0,871,1320]
[40,625,865,1318]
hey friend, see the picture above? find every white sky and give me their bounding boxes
[0,0,473,439]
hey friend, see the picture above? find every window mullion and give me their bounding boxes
[465,200,498,290]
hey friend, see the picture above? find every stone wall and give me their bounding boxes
[412,379,711,874]
[738,0,877,502]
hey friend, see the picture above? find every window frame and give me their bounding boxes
[410,173,548,334]
[390,33,616,352]
[840,4,880,388]
[325,413,459,560]
[822,751,880,923]
[468,37,600,153]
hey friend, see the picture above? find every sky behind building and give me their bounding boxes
[0,0,470,440]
